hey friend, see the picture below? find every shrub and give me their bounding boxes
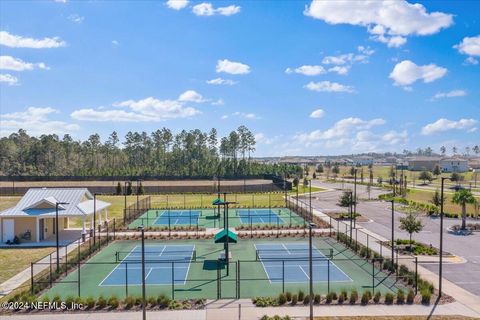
[373,291,381,304]
[337,294,344,304]
[278,293,287,305]
[285,291,292,302]
[124,296,135,309]
[298,290,305,301]
[421,289,431,305]
[314,294,321,304]
[107,296,119,309]
[361,291,370,305]
[340,289,348,301]
[135,296,143,306]
[303,295,310,305]
[52,295,62,305]
[41,295,49,304]
[85,296,96,309]
[349,289,358,304]
[157,294,170,308]
[331,292,338,300]
[325,293,332,304]
[65,296,75,308]
[396,289,405,304]
[97,296,107,309]
[407,289,415,304]
[291,294,298,305]
[384,293,394,305]
[148,296,157,306]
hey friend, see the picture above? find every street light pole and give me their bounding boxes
[55,201,69,273]
[308,223,316,320]
[309,179,312,222]
[353,169,357,228]
[390,200,395,270]
[139,225,146,320]
[439,177,450,297]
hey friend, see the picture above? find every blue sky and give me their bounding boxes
[0,0,479,156]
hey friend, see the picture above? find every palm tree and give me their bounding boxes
[452,189,477,230]
[399,212,423,251]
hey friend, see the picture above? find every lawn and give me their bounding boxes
[0,247,54,283]
[405,188,479,216]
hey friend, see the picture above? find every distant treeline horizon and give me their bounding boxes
[0,126,300,177]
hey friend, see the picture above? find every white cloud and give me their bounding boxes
[212,99,224,106]
[295,117,385,143]
[309,109,325,119]
[254,133,277,145]
[0,107,79,136]
[0,31,66,48]
[304,81,354,93]
[216,59,250,75]
[178,90,205,103]
[464,56,479,65]
[285,65,326,76]
[431,90,466,100]
[206,77,237,85]
[72,97,201,122]
[421,118,478,135]
[0,74,18,85]
[328,66,349,75]
[304,0,453,47]
[111,40,119,46]
[68,14,84,24]
[221,115,229,119]
[54,0,67,3]
[166,0,189,10]
[389,60,447,86]
[454,35,480,56]
[192,3,240,16]
[0,56,49,71]
[232,111,259,120]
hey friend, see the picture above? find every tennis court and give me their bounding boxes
[100,245,195,286]
[43,238,406,299]
[237,209,284,224]
[128,207,306,229]
[255,243,351,283]
[152,210,201,226]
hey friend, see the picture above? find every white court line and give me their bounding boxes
[281,243,292,255]
[299,265,310,280]
[254,243,273,284]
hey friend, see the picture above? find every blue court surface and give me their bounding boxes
[99,245,195,286]
[255,243,352,283]
[237,209,285,224]
[153,210,201,225]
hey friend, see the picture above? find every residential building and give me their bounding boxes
[439,157,469,173]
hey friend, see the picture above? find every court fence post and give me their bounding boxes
[282,260,285,293]
[372,258,375,295]
[172,261,175,300]
[217,261,221,299]
[327,258,330,294]
[355,228,358,252]
[49,254,52,287]
[237,261,240,299]
[77,259,81,297]
[415,256,418,295]
[125,262,128,298]
[336,220,339,241]
[113,218,116,240]
[65,246,68,276]
[30,263,33,295]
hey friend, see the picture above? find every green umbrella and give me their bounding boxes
[214,228,237,243]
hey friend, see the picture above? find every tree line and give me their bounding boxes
[0,126,297,177]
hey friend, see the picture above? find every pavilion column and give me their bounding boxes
[104,208,108,223]
[98,209,103,225]
[82,215,86,235]
[36,218,40,242]
[90,213,94,236]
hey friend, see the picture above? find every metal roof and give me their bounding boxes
[0,188,106,217]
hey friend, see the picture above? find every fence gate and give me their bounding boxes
[217,261,238,299]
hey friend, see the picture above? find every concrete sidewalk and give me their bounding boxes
[307,203,480,317]
[1,300,478,319]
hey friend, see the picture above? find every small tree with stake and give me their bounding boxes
[430,189,444,212]
[399,212,423,252]
[419,171,432,185]
[433,165,441,177]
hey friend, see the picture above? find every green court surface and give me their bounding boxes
[44,237,404,300]
[127,207,306,229]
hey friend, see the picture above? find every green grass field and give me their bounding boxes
[44,237,402,300]
[405,189,479,216]
[0,248,54,283]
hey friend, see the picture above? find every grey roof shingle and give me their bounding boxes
[0,188,94,217]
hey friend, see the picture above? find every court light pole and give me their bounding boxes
[308,222,316,320]
[55,201,69,273]
[138,225,146,320]
[309,179,312,222]
[439,177,451,298]
[353,168,357,228]
[389,199,395,270]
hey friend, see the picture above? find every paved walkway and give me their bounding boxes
[1,300,478,319]
[301,199,480,317]
[0,235,85,297]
